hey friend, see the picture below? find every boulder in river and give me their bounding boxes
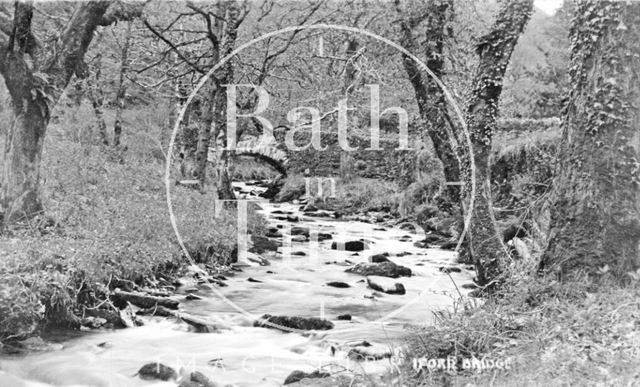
[287,215,300,222]
[265,230,283,238]
[284,370,330,385]
[414,234,447,248]
[331,240,367,252]
[249,235,279,253]
[291,226,310,237]
[413,240,429,249]
[178,371,216,387]
[399,223,419,232]
[348,344,393,361]
[345,262,412,278]
[180,314,218,333]
[138,362,177,381]
[366,276,406,295]
[311,232,333,242]
[326,281,350,288]
[254,314,334,331]
[368,253,390,263]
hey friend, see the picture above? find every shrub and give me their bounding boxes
[397,273,640,387]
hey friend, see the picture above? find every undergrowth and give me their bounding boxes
[0,101,266,343]
[395,265,640,387]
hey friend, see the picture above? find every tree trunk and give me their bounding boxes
[87,53,109,145]
[540,1,640,280]
[0,1,142,225]
[463,0,533,286]
[193,2,239,199]
[113,21,132,148]
[194,79,217,187]
[1,54,49,223]
[397,0,460,202]
[213,82,235,201]
[216,3,239,201]
[341,38,359,95]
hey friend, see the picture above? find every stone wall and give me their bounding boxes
[274,129,418,185]
[273,118,561,187]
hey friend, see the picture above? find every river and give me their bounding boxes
[0,182,473,387]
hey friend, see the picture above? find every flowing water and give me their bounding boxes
[0,183,474,387]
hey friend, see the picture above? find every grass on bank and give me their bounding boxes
[393,268,640,387]
[0,101,266,343]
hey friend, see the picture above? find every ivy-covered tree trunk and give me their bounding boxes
[463,0,533,286]
[397,0,459,202]
[0,1,142,225]
[540,1,640,279]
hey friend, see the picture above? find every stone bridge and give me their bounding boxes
[209,127,418,185]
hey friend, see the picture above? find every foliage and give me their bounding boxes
[0,102,264,342]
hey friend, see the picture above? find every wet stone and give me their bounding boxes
[326,281,350,288]
[254,314,334,331]
[345,262,412,278]
[137,363,177,381]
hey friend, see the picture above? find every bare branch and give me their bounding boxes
[143,18,205,74]
[186,2,219,50]
[257,0,324,84]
